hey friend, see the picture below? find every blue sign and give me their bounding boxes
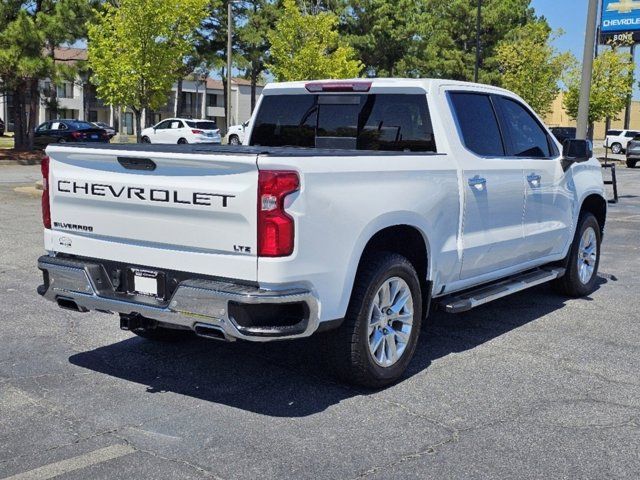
[601,0,640,32]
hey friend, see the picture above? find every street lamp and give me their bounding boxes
[226,0,238,134]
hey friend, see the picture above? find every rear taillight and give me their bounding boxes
[41,156,51,229]
[192,129,204,134]
[70,131,82,139]
[257,170,299,257]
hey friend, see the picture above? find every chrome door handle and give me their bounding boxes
[527,173,541,187]
[468,175,487,190]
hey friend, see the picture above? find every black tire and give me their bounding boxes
[553,213,601,297]
[229,135,240,146]
[611,142,622,154]
[141,136,150,144]
[177,138,188,144]
[325,252,423,388]
[626,158,637,168]
[58,138,66,143]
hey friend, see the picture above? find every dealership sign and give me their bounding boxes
[601,0,640,42]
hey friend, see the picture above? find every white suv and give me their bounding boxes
[604,129,640,154]
[141,118,221,144]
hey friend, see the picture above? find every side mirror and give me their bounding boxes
[561,139,592,170]
[243,121,249,128]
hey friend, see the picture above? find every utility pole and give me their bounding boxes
[624,43,636,130]
[576,0,599,140]
[474,0,482,83]
[226,0,233,134]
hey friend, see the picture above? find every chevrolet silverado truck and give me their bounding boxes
[38,79,606,387]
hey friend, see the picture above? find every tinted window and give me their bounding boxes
[250,94,436,152]
[449,93,504,156]
[155,120,171,130]
[625,131,639,137]
[69,121,94,129]
[607,130,621,136]
[497,97,551,158]
[186,120,218,130]
[36,122,50,132]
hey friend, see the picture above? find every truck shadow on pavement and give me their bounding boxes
[68,279,609,418]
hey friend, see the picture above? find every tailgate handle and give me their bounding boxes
[117,157,156,171]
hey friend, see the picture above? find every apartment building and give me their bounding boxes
[0,48,263,136]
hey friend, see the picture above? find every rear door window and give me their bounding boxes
[607,130,621,136]
[250,93,436,152]
[495,96,552,158]
[448,92,505,156]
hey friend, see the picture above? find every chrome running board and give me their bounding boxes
[438,267,565,314]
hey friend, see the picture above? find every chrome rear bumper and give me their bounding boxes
[37,255,319,342]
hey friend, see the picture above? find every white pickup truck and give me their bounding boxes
[38,79,606,387]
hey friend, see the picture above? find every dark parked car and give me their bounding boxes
[625,134,640,168]
[34,119,110,148]
[0,118,5,136]
[550,127,576,144]
[91,121,116,138]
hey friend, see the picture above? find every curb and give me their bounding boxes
[14,186,41,198]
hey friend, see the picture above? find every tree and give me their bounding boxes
[236,0,279,111]
[496,21,572,116]
[267,0,363,81]
[563,49,633,137]
[0,1,93,150]
[340,0,538,82]
[87,0,208,142]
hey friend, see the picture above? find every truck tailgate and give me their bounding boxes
[45,145,259,281]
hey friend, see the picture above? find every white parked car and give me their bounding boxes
[141,118,221,145]
[226,120,250,145]
[603,129,640,154]
[38,78,606,387]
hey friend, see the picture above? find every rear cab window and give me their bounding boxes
[250,93,437,152]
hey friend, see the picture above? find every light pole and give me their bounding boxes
[226,0,234,134]
[576,0,599,140]
[474,0,482,83]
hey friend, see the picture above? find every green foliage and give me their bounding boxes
[496,21,572,115]
[0,1,93,149]
[267,0,363,81]
[563,49,634,124]
[341,0,536,82]
[87,0,208,138]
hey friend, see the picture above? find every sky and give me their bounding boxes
[531,0,640,98]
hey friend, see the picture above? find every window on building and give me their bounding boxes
[206,94,218,107]
[56,82,74,99]
[88,111,98,122]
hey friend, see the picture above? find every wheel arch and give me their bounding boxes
[349,223,432,313]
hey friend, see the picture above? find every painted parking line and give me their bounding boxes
[1,444,136,480]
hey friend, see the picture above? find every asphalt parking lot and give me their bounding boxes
[1,163,639,479]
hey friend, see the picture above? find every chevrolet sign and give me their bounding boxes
[602,0,640,32]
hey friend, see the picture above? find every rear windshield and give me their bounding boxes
[607,130,622,136]
[186,121,218,130]
[250,94,437,152]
